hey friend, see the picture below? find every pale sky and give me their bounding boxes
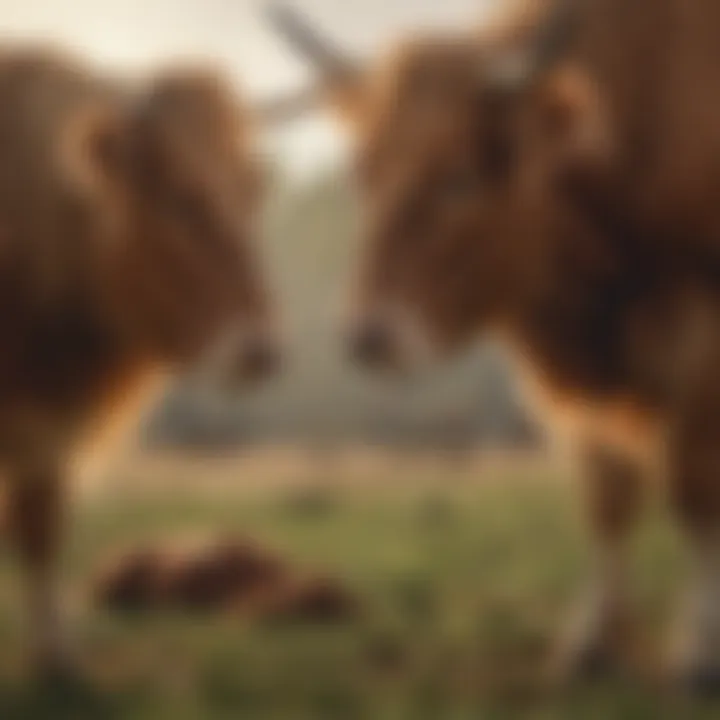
[0,0,492,177]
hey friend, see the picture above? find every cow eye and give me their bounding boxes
[442,166,480,199]
[176,187,209,225]
[355,151,381,190]
[239,166,264,207]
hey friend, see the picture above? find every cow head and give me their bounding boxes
[67,70,280,387]
[268,1,613,373]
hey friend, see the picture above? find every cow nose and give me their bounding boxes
[236,336,281,383]
[348,321,395,369]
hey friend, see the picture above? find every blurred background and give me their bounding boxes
[0,2,703,719]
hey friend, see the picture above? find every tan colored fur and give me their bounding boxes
[72,362,169,484]
[507,348,663,467]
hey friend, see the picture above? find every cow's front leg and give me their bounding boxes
[553,443,644,681]
[6,464,71,679]
[670,532,720,694]
[668,406,720,694]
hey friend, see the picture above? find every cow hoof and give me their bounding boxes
[668,603,720,697]
[679,666,720,698]
[549,633,622,687]
[548,596,635,686]
[32,663,89,700]
[562,642,617,681]
[668,653,720,698]
[30,644,82,688]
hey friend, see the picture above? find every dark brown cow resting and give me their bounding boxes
[0,47,279,677]
[268,0,720,692]
[93,537,360,624]
[94,539,288,611]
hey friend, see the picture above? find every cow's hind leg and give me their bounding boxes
[668,403,720,695]
[553,443,644,682]
[6,464,71,679]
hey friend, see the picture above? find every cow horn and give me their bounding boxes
[265,3,360,81]
[486,0,581,90]
[252,83,323,126]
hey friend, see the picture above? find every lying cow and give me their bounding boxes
[0,47,281,677]
[268,0,720,691]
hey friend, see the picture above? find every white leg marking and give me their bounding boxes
[25,563,72,674]
[555,541,635,680]
[672,535,720,682]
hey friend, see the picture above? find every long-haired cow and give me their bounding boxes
[269,0,720,691]
[0,48,280,676]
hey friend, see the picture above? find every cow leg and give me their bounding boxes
[554,443,644,681]
[667,407,720,694]
[5,464,71,678]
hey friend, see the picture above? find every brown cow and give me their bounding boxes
[269,0,720,691]
[0,46,281,677]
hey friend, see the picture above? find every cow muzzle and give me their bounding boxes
[201,326,282,391]
[347,318,398,371]
[230,332,282,385]
[346,308,434,374]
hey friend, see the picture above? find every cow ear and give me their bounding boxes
[254,76,368,129]
[532,64,612,172]
[322,77,368,128]
[262,3,368,129]
[59,104,127,197]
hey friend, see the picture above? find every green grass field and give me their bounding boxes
[0,453,717,719]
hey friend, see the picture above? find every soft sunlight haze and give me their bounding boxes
[0,0,492,177]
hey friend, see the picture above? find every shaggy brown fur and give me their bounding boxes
[270,0,720,690]
[0,47,277,676]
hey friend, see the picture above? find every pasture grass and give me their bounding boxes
[0,454,715,719]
